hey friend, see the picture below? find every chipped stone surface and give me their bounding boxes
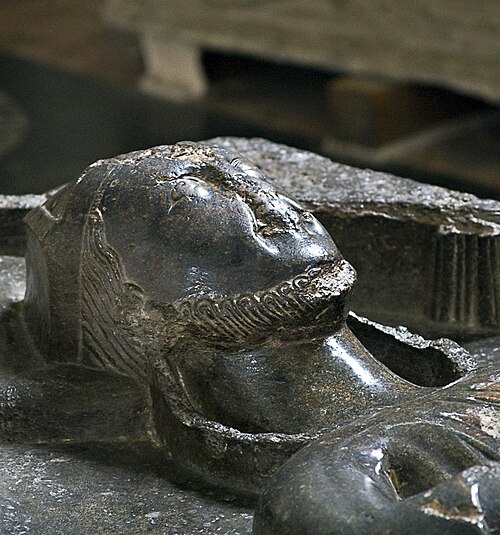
[207,137,500,234]
[0,256,25,313]
[420,495,484,528]
[470,407,500,438]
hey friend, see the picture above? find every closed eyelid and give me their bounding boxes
[238,199,288,237]
[278,195,306,212]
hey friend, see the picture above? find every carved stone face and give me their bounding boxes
[100,143,342,303]
[23,142,356,379]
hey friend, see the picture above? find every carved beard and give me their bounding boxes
[80,200,355,384]
[159,260,355,350]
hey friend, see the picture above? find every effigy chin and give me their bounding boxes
[0,138,498,534]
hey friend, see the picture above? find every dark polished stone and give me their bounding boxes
[0,140,498,534]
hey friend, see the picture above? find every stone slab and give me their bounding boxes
[104,0,500,103]
[0,442,254,535]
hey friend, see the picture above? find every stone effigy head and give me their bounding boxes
[23,142,385,490]
[9,139,498,532]
[23,142,355,383]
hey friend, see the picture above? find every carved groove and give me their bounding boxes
[432,233,499,327]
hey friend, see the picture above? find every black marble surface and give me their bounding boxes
[0,255,497,534]
[0,442,255,535]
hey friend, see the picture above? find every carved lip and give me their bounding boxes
[171,259,357,347]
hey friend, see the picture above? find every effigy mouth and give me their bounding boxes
[171,259,357,348]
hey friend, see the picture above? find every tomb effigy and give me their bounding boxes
[0,139,498,534]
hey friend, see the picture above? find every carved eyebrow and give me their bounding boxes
[281,195,307,212]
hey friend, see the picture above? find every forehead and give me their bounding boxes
[112,143,278,200]
[95,144,291,238]
[99,145,311,248]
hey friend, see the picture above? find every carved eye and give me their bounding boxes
[259,224,285,237]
